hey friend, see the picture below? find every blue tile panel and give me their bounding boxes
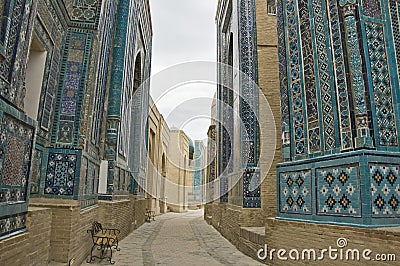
[276,0,400,226]
[0,99,35,237]
[277,151,400,227]
[243,169,261,208]
[0,213,26,238]
[238,0,260,207]
[279,170,311,214]
[370,164,400,217]
[57,0,102,29]
[276,0,400,161]
[316,165,361,217]
[44,149,81,199]
[54,30,92,146]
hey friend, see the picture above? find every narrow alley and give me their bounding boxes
[82,210,261,266]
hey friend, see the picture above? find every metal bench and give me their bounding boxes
[86,221,120,264]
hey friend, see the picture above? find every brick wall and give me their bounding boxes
[98,199,133,239]
[1,197,149,265]
[265,218,400,265]
[220,205,241,247]
[133,197,147,229]
[98,196,148,240]
[0,207,52,266]
[27,207,52,265]
[29,199,97,264]
[70,205,98,265]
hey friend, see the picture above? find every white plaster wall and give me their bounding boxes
[25,50,47,120]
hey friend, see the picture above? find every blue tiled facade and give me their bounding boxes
[216,0,261,208]
[277,0,400,227]
[0,0,152,239]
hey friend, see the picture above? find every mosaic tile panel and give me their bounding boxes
[90,0,117,146]
[327,0,353,150]
[0,0,12,54]
[238,0,261,207]
[310,0,338,151]
[365,22,398,147]
[61,0,101,28]
[317,165,361,216]
[56,30,92,145]
[30,149,43,194]
[0,114,34,203]
[0,213,26,237]
[362,0,382,19]
[276,0,291,160]
[284,0,307,156]
[341,3,368,117]
[0,0,32,108]
[104,0,132,195]
[239,0,258,165]
[243,169,261,208]
[279,170,311,214]
[44,152,77,196]
[298,0,320,153]
[370,164,400,217]
[389,0,400,90]
[220,175,228,203]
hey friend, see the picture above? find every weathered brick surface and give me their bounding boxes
[0,207,52,266]
[29,199,96,264]
[98,196,148,240]
[27,207,52,265]
[265,218,400,265]
[98,200,132,239]
[133,197,148,229]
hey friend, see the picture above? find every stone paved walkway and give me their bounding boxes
[82,210,262,266]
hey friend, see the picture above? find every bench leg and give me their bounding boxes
[106,245,115,265]
[113,239,120,251]
[86,244,97,263]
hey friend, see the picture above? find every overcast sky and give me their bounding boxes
[149,0,218,142]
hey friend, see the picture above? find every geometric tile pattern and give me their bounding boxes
[362,0,382,19]
[243,169,261,208]
[90,0,117,147]
[0,0,30,108]
[30,149,43,194]
[298,0,320,153]
[61,34,86,116]
[0,114,34,203]
[365,22,398,147]
[279,170,311,214]
[370,164,400,217]
[389,0,400,101]
[0,213,26,238]
[277,0,290,159]
[317,165,361,217]
[327,0,353,150]
[285,0,307,156]
[238,0,260,207]
[61,0,102,28]
[0,0,9,54]
[239,0,259,168]
[341,6,368,117]
[56,31,92,146]
[310,0,337,151]
[44,152,77,196]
